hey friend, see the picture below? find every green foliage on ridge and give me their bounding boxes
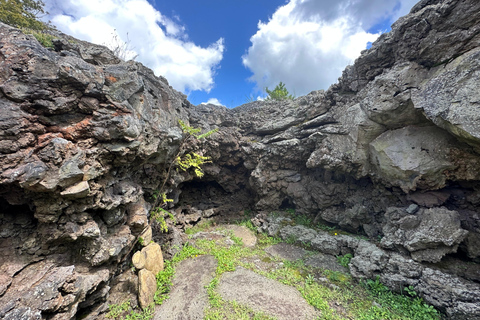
[265,82,294,101]
[0,0,47,30]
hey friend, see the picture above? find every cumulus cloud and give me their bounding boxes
[200,98,224,106]
[43,0,224,93]
[242,0,417,96]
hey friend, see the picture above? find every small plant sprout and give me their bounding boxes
[305,274,315,285]
[337,253,353,268]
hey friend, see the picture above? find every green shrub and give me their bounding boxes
[0,0,47,30]
[265,82,294,101]
[29,30,53,47]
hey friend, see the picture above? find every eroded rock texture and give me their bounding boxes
[1,0,480,318]
[0,22,191,318]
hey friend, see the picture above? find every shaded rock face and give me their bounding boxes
[0,0,480,319]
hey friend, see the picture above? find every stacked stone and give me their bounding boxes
[131,226,164,309]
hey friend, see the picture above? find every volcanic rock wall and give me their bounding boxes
[191,0,480,255]
[0,22,193,319]
[185,0,480,317]
[0,0,480,319]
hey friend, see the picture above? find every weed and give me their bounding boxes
[154,260,174,304]
[324,270,351,285]
[196,238,248,274]
[244,94,257,104]
[105,30,138,61]
[235,210,257,233]
[124,304,154,320]
[364,276,388,294]
[283,259,305,269]
[256,233,281,246]
[150,206,175,233]
[106,301,130,318]
[293,214,313,226]
[284,234,298,244]
[150,225,440,320]
[204,297,275,320]
[316,223,336,232]
[305,274,315,285]
[185,220,214,235]
[106,302,154,320]
[238,219,257,232]
[196,230,281,319]
[32,31,54,48]
[403,285,417,297]
[336,254,353,268]
[300,282,335,317]
[361,277,440,320]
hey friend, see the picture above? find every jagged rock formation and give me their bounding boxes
[1,0,480,319]
[0,22,191,319]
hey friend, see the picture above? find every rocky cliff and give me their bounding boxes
[1,0,480,319]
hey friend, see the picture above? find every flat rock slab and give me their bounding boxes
[305,253,348,273]
[154,255,217,320]
[265,243,309,261]
[223,225,257,247]
[217,267,319,320]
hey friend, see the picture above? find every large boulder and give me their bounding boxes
[381,207,468,263]
[412,47,480,151]
[369,126,457,192]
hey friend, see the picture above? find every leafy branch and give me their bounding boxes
[148,120,218,231]
[121,120,217,262]
[0,0,48,30]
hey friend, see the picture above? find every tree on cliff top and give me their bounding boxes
[0,0,47,30]
[265,82,295,101]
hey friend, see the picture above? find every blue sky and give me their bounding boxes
[43,0,419,107]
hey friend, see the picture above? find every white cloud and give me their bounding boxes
[242,0,418,96]
[43,0,224,93]
[200,98,224,106]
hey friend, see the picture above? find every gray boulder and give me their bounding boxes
[381,207,468,263]
[369,126,457,192]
